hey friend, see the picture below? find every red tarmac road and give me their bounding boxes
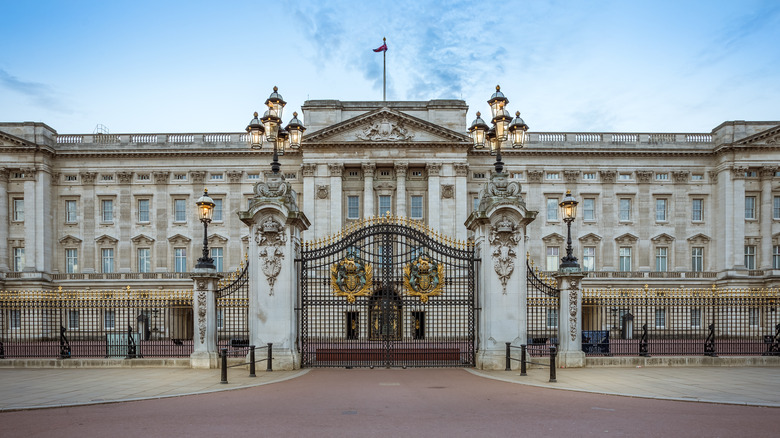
[3,368,779,437]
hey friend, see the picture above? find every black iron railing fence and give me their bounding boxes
[582,285,780,357]
[0,287,194,358]
[215,262,249,357]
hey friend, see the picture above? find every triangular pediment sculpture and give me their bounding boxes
[735,124,780,147]
[303,107,471,146]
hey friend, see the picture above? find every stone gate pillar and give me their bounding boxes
[190,269,221,368]
[240,172,310,370]
[555,270,586,367]
[466,171,536,370]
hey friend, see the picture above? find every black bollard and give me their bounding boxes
[266,343,273,372]
[520,345,527,376]
[549,345,557,383]
[220,348,228,384]
[249,345,256,377]
[505,342,511,371]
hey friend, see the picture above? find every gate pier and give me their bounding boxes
[554,270,586,367]
[190,269,221,369]
[240,172,310,370]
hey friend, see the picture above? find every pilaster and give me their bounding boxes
[454,163,469,241]
[731,167,746,270]
[362,163,375,219]
[23,171,36,272]
[0,168,8,272]
[190,269,221,368]
[329,163,343,234]
[427,162,441,230]
[555,271,586,367]
[395,161,408,218]
[760,167,776,269]
[302,163,316,238]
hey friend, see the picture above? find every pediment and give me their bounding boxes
[131,234,156,244]
[578,233,602,245]
[687,233,711,244]
[95,234,118,245]
[303,107,471,146]
[208,233,229,244]
[651,233,675,244]
[541,233,565,245]
[168,234,191,244]
[0,131,34,148]
[615,233,639,244]
[59,234,82,246]
[735,124,780,147]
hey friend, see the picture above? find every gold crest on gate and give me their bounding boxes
[330,248,372,303]
[403,253,445,303]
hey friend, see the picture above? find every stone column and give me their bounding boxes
[0,168,9,272]
[395,161,408,218]
[190,269,221,368]
[760,167,776,270]
[35,168,53,273]
[226,170,244,270]
[598,170,617,270]
[22,170,37,272]
[301,163,316,237]
[362,163,375,219]
[329,163,343,234]
[465,172,536,369]
[427,163,441,230]
[454,163,469,241]
[239,172,310,370]
[731,167,746,270]
[555,270,586,367]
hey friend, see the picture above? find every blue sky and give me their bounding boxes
[1,0,778,134]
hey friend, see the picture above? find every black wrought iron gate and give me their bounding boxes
[298,218,477,367]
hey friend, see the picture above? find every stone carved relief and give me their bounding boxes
[488,215,521,294]
[301,163,317,177]
[441,184,454,199]
[760,166,778,179]
[427,163,442,177]
[80,172,97,184]
[253,173,299,212]
[153,171,170,184]
[708,170,719,183]
[454,163,469,177]
[569,279,579,342]
[394,162,408,177]
[190,171,206,184]
[196,281,207,344]
[672,170,690,183]
[636,171,653,183]
[227,170,243,183]
[731,166,750,179]
[477,172,523,212]
[117,171,133,184]
[599,170,616,183]
[361,163,376,177]
[355,117,414,141]
[564,170,580,183]
[328,163,343,177]
[256,217,286,296]
[527,170,544,183]
[316,185,329,199]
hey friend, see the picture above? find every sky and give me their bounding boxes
[1,0,779,135]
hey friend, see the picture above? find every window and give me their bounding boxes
[379,170,391,177]
[774,196,780,220]
[473,173,485,179]
[655,173,669,181]
[691,174,703,181]
[744,245,756,270]
[472,197,480,212]
[213,199,223,222]
[217,309,224,329]
[137,174,150,181]
[774,245,780,270]
[410,170,422,177]
[346,196,360,220]
[410,196,424,219]
[174,199,187,222]
[583,247,595,272]
[546,247,559,271]
[510,172,523,180]
[546,198,558,221]
[247,173,260,180]
[101,199,113,222]
[745,170,757,178]
[174,173,187,181]
[104,310,116,330]
[68,310,80,330]
[101,248,115,273]
[691,247,704,272]
[749,308,760,327]
[619,198,632,221]
[65,200,77,222]
[102,174,114,181]
[138,248,151,273]
[692,199,703,221]
[655,199,667,221]
[654,308,666,328]
[745,196,756,219]
[546,172,560,180]
[174,248,187,272]
[9,309,21,329]
[211,247,223,272]
[138,199,150,222]
[619,247,631,272]
[655,247,668,272]
[65,249,78,273]
[65,175,77,181]
[13,247,25,272]
[546,308,559,328]
[378,195,392,217]
[618,173,631,180]
[583,172,596,180]
[583,198,595,221]
[690,308,701,328]
[210,173,223,181]
[13,198,24,221]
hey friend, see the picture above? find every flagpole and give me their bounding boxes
[382,37,386,101]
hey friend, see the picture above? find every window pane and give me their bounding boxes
[691,247,703,272]
[378,195,391,217]
[546,198,558,221]
[138,199,150,222]
[655,309,666,328]
[692,199,703,221]
[138,248,151,273]
[410,196,423,219]
[175,248,187,272]
[213,199,223,221]
[13,199,24,221]
[66,200,77,222]
[619,247,631,272]
[619,199,631,221]
[13,247,25,271]
[774,245,780,270]
[211,247,223,272]
[744,245,756,269]
[69,310,80,330]
[10,309,21,329]
[175,199,186,222]
[583,198,595,221]
[66,249,78,273]
[745,196,756,219]
[102,248,114,273]
[546,247,559,271]
[655,199,666,221]
[690,308,701,328]
[774,197,780,220]
[105,310,116,330]
[583,247,595,272]
[655,247,667,272]
[102,200,113,222]
[347,196,360,219]
[546,308,558,328]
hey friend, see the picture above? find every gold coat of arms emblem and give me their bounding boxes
[403,253,445,303]
[330,248,372,303]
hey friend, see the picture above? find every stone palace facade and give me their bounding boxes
[2,99,780,292]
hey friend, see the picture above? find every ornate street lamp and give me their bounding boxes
[195,188,215,269]
[558,190,580,270]
[469,85,530,174]
[246,86,305,174]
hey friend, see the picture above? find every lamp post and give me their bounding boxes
[558,190,579,270]
[195,188,215,270]
[468,85,529,173]
[246,86,306,174]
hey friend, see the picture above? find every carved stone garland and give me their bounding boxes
[488,215,521,294]
[256,217,286,296]
[568,279,578,342]
[196,280,207,344]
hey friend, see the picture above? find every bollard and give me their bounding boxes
[249,345,256,377]
[220,348,228,384]
[549,345,557,383]
[520,345,527,376]
[505,342,511,371]
[266,343,273,372]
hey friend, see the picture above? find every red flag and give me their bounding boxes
[373,42,387,52]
